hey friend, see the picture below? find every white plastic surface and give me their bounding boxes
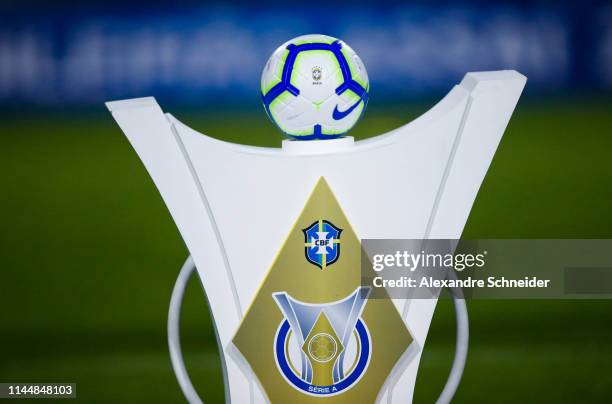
[106,70,526,403]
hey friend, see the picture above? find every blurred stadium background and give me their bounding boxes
[1,0,611,402]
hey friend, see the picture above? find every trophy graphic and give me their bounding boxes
[106,35,526,403]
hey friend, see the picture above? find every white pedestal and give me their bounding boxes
[107,70,526,403]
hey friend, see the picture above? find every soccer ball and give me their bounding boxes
[261,34,369,140]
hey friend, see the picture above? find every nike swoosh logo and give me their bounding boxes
[332,98,363,120]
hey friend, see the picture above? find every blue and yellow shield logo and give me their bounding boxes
[303,220,342,269]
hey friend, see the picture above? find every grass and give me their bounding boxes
[0,99,611,402]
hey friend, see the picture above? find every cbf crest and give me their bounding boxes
[312,66,322,83]
[303,220,342,269]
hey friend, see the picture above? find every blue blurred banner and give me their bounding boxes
[0,3,610,106]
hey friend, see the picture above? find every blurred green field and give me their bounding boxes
[1,99,611,403]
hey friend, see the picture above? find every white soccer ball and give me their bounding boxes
[261,34,369,140]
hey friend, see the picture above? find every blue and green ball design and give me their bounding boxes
[261,34,370,140]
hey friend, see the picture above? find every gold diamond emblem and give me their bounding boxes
[233,177,412,402]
